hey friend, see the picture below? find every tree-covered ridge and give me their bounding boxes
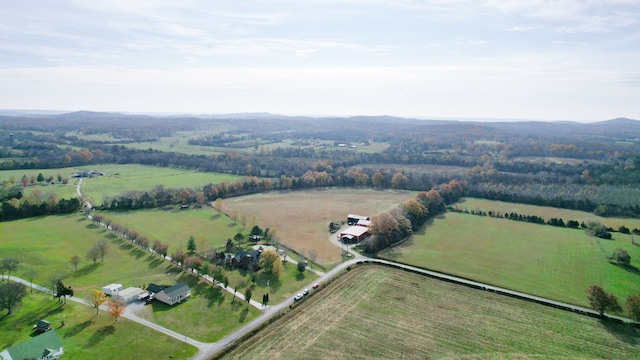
[1,112,640,219]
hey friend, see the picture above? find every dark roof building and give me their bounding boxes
[347,214,369,225]
[146,283,165,294]
[232,249,261,269]
[154,282,191,306]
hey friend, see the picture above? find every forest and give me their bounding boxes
[1,112,640,222]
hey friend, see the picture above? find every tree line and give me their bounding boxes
[361,181,460,253]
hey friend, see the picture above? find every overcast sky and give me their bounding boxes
[1,0,639,121]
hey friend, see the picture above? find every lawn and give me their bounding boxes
[0,291,196,359]
[457,197,640,231]
[221,261,319,304]
[79,164,242,206]
[221,265,640,359]
[223,188,418,266]
[0,213,261,343]
[0,214,187,300]
[381,212,640,310]
[98,207,243,256]
[138,275,261,343]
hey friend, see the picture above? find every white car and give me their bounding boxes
[294,293,303,301]
[302,288,309,296]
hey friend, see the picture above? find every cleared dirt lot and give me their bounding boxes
[223,188,416,265]
[220,265,640,359]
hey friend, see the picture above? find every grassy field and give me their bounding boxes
[223,188,418,266]
[0,291,196,359]
[0,213,260,341]
[96,207,319,301]
[221,265,640,359]
[0,168,80,201]
[457,197,640,230]
[79,164,242,206]
[99,207,243,256]
[381,212,640,310]
[0,214,186,298]
[133,274,261,342]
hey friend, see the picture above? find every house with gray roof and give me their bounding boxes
[154,282,191,306]
[0,330,63,360]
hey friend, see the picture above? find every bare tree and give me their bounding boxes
[86,247,100,265]
[96,240,109,262]
[0,282,27,314]
[1,258,19,282]
[70,255,81,272]
[308,250,318,264]
[23,268,37,293]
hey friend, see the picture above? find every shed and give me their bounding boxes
[0,330,64,360]
[33,319,51,333]
[112,287,144,304]
[102,283,122,296]
[347,214,369,225]
[155,282,191,306]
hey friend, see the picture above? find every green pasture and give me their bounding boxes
[99,207,318,301]
[1,169,77,183]
[64,132,118,142]
[79,164,242,206]
[0,292,195,359]
[98,207,242,255]
[1,169,78,200]
[458,197,640,230]
[122,126,236,155]
[381,212,640,311]
[0,212,263,342]
[0,214,185,299]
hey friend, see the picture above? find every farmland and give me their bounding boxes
[381,211,640,310]
[79,164,242,205]
[98,207,243,256]
[456,197,640,231]
[221,265,640,359]
[223,188,418,266]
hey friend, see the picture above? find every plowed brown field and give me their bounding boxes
[223,188,416,265]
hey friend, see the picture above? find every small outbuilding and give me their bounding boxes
[102,283,122,296]
[112,287,144,304]
[33,319,51,333]
[347,214,369,225]
[155,282,191,306]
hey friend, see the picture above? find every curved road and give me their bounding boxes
[70,182,635,359]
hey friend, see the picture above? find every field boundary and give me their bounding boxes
[361,259,636,325]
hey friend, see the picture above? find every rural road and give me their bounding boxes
[66,183,636,358]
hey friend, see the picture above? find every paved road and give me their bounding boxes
[5,276,205,348]
[68,181,636,358]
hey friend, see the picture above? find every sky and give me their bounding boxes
[1,0,639,122]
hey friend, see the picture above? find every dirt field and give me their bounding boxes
[220,265,640,359]
[223,188,416,266]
